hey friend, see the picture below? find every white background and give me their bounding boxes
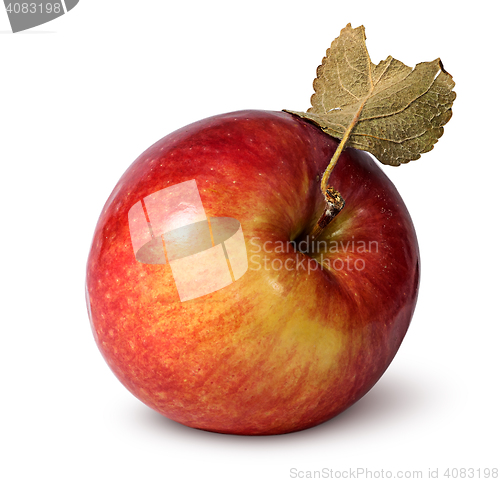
[1,1,498,481]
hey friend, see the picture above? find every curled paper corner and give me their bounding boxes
[4,0,80,33]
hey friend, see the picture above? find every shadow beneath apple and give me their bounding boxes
[307,373,427,435]
[129,371,436,444]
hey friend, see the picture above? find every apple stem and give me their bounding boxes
[320,107,361,194]
[309,188,345,240]
[307,113,360,239]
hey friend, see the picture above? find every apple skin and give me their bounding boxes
[85,110,419,435]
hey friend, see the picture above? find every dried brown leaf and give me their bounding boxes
[286,24,456,166]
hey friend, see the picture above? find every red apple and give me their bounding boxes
[85,110,419,435]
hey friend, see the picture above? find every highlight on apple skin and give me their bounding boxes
[85,110,419,435]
